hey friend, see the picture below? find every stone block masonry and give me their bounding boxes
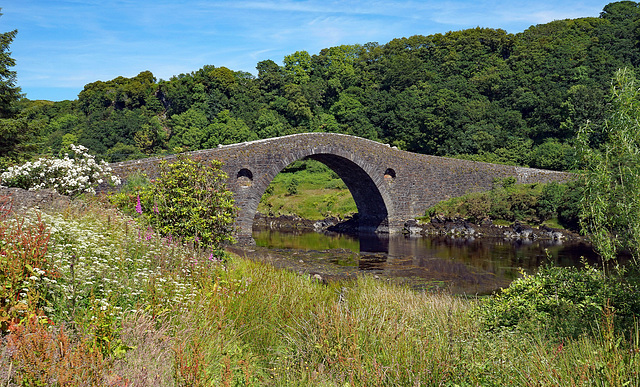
[110,133,572,244]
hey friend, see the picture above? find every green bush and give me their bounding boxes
[536,181,566,221]
[478,263,640,339]
[285,176,299,195]
[557,181,583,229]
[138,155,237,249]
[323,178,346,190]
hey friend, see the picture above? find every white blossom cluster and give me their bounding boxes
[0,144,122,196]
[18,208,205,321]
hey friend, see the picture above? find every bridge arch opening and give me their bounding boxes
[255,155,390,234]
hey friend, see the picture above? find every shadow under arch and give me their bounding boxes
[306,153,389,233]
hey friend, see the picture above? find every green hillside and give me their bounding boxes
[2,2,640,173]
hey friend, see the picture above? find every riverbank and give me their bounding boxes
[226,243,513,294]
[253,211,584,241]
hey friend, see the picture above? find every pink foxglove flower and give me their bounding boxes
[135,195,143,214]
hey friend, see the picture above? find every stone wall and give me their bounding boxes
[0,186,72,214]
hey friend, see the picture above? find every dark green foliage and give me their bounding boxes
[0,25,20,119]
[0,118,37,168]
[285,176,299,195]
[579,68,640,262]
[105,142,145,163]
[557,180,584,230]
[536,182,567,221]
[479,263,640,339]
[0,18,30,167]
[529,139,577,170]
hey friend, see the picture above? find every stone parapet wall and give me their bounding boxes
[110,133,573,241]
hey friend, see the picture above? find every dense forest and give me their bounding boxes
[1,1,640,171]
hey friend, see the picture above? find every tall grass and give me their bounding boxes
[1,200,640,385]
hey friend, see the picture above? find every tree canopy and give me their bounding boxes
[4,2,640,171]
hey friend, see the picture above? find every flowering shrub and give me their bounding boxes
[0,144,121,196]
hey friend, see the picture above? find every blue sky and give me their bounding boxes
[3,0,611,101]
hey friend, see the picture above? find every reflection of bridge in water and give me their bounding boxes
[112,133,571,245]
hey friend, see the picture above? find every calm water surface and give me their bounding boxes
[252,229,600,294]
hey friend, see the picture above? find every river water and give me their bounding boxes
[251,229,600,295]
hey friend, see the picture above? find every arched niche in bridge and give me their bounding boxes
[251,153,390,234]
[236,168,253,187]
[384,168,396,180]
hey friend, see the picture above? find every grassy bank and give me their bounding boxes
[1,200,639,386]
[424,178,582,230]
[258,160,357,220]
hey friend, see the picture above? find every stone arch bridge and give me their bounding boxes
[111,133,570,244]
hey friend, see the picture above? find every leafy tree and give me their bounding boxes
[106,142,144,163]
[529,139,576,171]
[255,109,288,138]
[168,107,209,151]
[0,22,20,118]
[599,1,640,67]
[578,68,640,262]
[283,50,312,84]
[202,110,257,147]
[0,118,36,168]
[256,59,285,94]
[78,71,158,113]
[0,14,30,166]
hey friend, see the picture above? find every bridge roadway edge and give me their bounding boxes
[109,133,572,245]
